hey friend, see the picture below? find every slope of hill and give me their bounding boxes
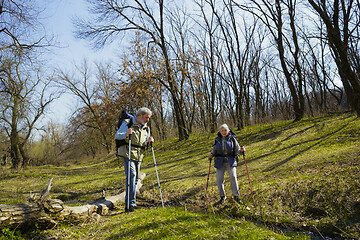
[1,113,358,239]
[137,113,359,239]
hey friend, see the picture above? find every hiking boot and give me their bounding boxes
[234,196,244,205]
[215,196,226,206]
[125,206,137,212]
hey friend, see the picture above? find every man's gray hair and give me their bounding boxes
[219,124,230,132]
[137,107,152,116]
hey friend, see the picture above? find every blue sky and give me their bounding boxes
[41,0,117,68]
[38,0,119,125]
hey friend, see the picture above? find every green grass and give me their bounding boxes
[1,112,359,239]
[0,156,123,204]
[41,207,308,240]
[139,113,359,239]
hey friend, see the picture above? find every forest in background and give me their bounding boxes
[1,0,359,170]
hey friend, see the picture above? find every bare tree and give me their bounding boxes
[58,60,114,154]
[116,33,168,140]
[76,0,190,140]
[0,0,37,51]
[204,0,265,128]
[168,6,208,134]
[207,0,246,129]
[301,21,344,115]
[237,0,306,121]
[248,29,268,124]
[193,0,222,133]
[29,121,66,166]
[0,51,56,169]
[307,0,360,116]
[65,111,105,159]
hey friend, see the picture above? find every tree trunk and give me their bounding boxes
[172,96,189,140]
[0,202,58,229]
[275,0,303,121]
[332,45,360,116]
[0,173,146,230]
[10,130,22,170]
[307,0,360,117]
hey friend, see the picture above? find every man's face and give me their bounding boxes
[138,113,151,125]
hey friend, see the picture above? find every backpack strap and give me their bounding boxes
[127,118,133,128]
[231,136,236,157]
[212,135,237,157]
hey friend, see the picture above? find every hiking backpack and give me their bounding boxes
[115,110,135,151]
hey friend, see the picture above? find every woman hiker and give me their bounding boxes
[208,124,245,205]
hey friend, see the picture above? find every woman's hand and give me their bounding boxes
[240,146,246,154]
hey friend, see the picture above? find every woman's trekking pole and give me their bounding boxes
[151,142,164,208]
[205,158,212,201]
[242,151,255,205]
[127,134,132,210]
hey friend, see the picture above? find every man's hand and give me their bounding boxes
[208,153,213,159]
[126,128,133,137]
[148,136,154,143]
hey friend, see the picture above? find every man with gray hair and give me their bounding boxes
[115,107,154,212]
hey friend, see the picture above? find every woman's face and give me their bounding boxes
[220,128,229,137]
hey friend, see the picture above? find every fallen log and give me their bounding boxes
[62,172,146,216]
[0,178,58,229]
[0,172,146,230]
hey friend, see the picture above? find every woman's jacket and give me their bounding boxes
[211,131,240,169]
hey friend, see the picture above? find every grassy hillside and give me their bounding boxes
[138,113,360,239]
[1,113,359,239]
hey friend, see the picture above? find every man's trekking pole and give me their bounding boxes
[127,134,132,210]
[242,150,255,205]
[151,142,164,208]
[205,158,212,201]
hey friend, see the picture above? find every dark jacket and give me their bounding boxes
[212,132,241,169]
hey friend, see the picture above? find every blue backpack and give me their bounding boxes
[115,110,135,150]
[229,129,236,138]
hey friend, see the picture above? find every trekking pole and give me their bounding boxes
[205,158,212,202]
[242,151,255,205]
[151,142,164,208]
[127,134,132,211]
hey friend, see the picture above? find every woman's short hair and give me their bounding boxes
[219,124,230,132]
[137,107,152,116]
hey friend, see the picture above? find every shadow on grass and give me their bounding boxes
[237,121,349,173]
[104,216,197,239]
[280,124,316,142]
[155,138,206,153]
[238,113,351,146]
[239,129,283,145]
[0,174,19,181]
[142,150,208,172]
[260,123,349,172]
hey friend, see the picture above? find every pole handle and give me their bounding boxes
[240,145,245,156]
